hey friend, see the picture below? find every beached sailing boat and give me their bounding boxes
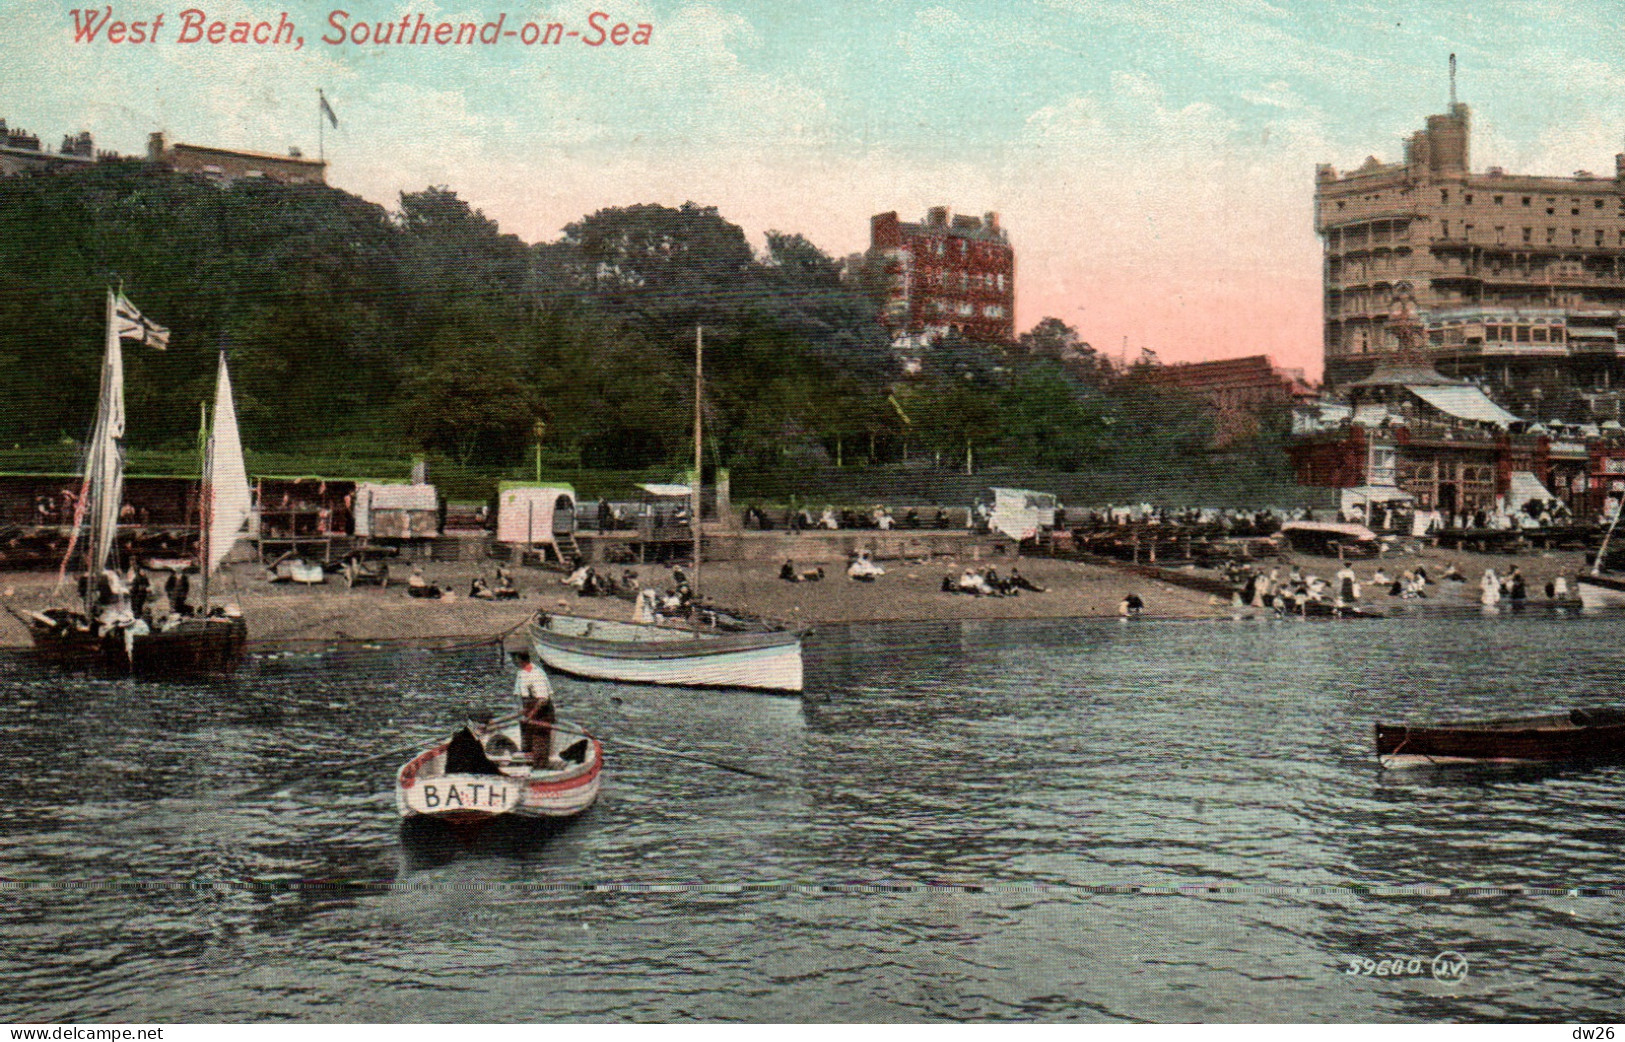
[1576,496,1625,609]
[530,326,805,693]
[17,290,250,675]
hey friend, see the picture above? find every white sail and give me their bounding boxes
[204,352,251,575]
[84,290,128,578]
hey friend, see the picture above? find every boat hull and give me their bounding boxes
[531,614,804,693]
[25,611,247,676]
[1376,708,1625,766]
[395,726,603,825]
[1575,573,1625,609]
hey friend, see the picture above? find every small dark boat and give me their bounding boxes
[1375,707,1625,767]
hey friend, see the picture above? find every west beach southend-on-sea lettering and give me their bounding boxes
[67,9,653,50]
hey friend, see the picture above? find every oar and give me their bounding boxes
[94,710,529,825]
[234,708,529,800]
[2,604,34,633]
[549,721,791,784]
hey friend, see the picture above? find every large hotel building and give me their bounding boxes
[1316,99,1625,418]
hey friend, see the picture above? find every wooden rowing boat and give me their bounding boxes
[395,717,603,828]
[530,612,804,693]
[1375,707,1625,767]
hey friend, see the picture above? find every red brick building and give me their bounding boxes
[869,207,1014,343]
[1139,355,1318,444]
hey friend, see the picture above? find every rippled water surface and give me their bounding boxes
[3,614,1625,1022]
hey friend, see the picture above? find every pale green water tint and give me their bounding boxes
[2,614,1624,1022]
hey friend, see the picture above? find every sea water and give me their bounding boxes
[1,613,1622,1022]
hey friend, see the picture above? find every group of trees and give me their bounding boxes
[0,162,1250,485]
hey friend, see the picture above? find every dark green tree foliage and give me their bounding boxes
[0,169,1268,485]
[0,161,402,449]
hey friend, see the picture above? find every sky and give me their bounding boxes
[8,0,1625,379]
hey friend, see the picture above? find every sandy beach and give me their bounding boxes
[0,541,1596,650]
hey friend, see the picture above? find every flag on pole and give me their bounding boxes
[113,292,169,349]
[319,90,339,128]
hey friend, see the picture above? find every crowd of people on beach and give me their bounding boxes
[941,565,1045,597]
[1219,557,1576,615]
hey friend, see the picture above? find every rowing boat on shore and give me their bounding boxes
[530,612,805,693]
[395,716,603,828]
[1375,707,1625,767]
[1575,572,1625,609]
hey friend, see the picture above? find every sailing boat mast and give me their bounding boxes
[691,325,703,597]
[1595,493,1624,576]
[199,386,214,612]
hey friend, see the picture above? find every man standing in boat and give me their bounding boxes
[513,650,561,767]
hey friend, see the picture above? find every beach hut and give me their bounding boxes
[980,488,1060,541]
[353,482,439,539]
[497,482,577,562]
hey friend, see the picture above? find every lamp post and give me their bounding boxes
[533,420,546,483]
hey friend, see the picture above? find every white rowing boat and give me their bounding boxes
[530,613,804,693]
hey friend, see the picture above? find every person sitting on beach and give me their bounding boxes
[1553,574,1570,600]
[780,559,799,583]
[1009,568,1045,593]
[470,576,496,599]
[1441,563,1465,582]
[406,565,451,600]
[493,570,519,599]
[1119,593,1144,618]
[847,552,885,582]
[958,568,993,596]
[820,508,839,530]
[565,561,592,589]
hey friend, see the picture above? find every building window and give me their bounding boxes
[1523,227,1533,243]
[1465,194,1474,204]
[1494,195,1504,205]
[1573,229,1582,244]
[1523,196,1532,206]
[1598,229,1606,247]
[1548,228,1556,243]
[1441,220,1449,238]
[1533,327,1549,342]
[1597,199,1606,209]
[1441,189,1449,203]
[1464,224,1474,241]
